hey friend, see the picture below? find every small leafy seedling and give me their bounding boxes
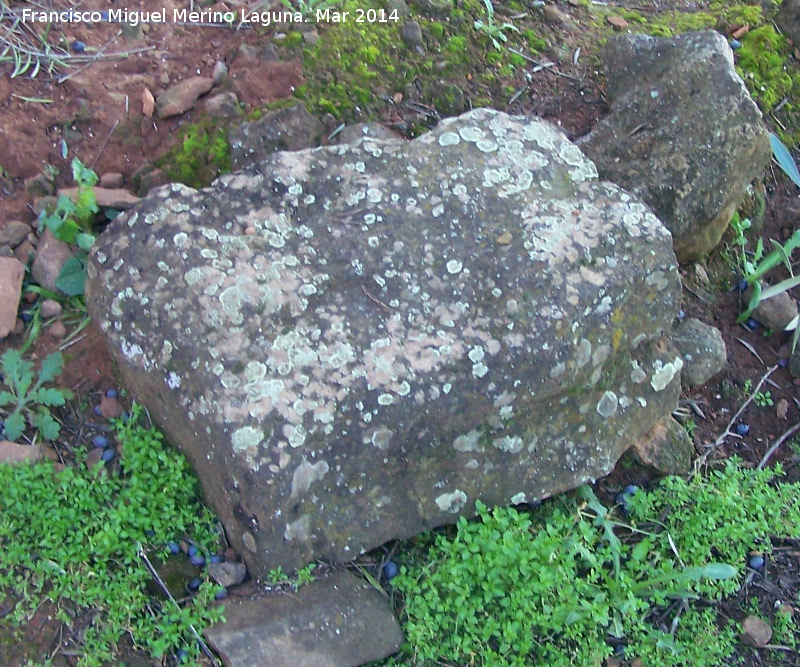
[0,349,73,441]
[37,157,99,296]
[474,0,519,50]
[754,390,773,407]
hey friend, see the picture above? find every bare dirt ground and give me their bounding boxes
[1,0,800,664]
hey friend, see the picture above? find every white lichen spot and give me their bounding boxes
[378,393,394,406]
[459,126,484,142]
[453,430,482,452]
[166,372,182,389]
[442,383,452,394]
[232,426,263,453]
[432,204,445,218]
[367,188,383,203]
[510,492,527,505]
[290,460,329,499]
[472,362,489,378]
[493,435,523,453]
[476,139,498,153]
[596,391,618,418]
[550,362,566,379]
[242,531,257,553]
[651,357,684,391]
[439,132,460,146]
[369,427,394,449]
[368,236,379,248]
[468,346,485,363]
[284,515,311,542]
[446,259,463,274]
[435,489,468,513]
[173,232,188,247]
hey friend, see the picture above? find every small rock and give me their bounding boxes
[741,614,772,648]
[32,229,74,294]
[0,246,14,258]
[0,258,25,339]
[14,241,35,265]
[748,287,799,331]
[99,172,125,189]
[156,77,214,119]
[203,92,241,118]
[158,71,171,87]
[401,21,424,48]
[48,321,67,339]
[58,186,140,210]
[496,232,513,245]
[672,318,727,386]
[24,172,55,198]
[0,441,43,464]
[607,15,629,30]
[777,398,789,419]
[212,61,228,86]
[98,396,125,420]
[205,571,403,666]
[694,263,710,286]
[303,29,319,45]
[0,221,32,249]
[40,299,63,319]
[208,560,248,588]
[542,5,577,31]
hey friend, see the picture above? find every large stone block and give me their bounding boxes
[87,109,682,578]
[578,31,771,262]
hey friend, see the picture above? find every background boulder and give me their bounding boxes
[578,31,770,262]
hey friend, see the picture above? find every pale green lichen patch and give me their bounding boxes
[88,109,683,575]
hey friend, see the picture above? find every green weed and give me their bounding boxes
[390,460,800,666]
[36,157,98,297]
[0,349,73,441]
[0,405,223,666]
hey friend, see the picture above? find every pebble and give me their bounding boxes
[187,577,202,592]
[48,321,67,339]
[0,258,24,339]
[71,40,86,53]
[106,389,118,399]
[99,172,124,189]
[401,21,424,48]
[214,587,229,600]
[167,541,181,555]
[40,299,63,319]
[730,39,742,50]
[749,555,764,569]
[190,553,206,568]
[0,221,32,249]
[92,435,110,449]
[208,560,247,587]
[101,448,115,463]
[212,61,228,86]
[382,561,399,579]
[98,396,125,419]
[736,423,750,435]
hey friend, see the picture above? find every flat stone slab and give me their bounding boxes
[205,570,403,667]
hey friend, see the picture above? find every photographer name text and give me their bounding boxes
[20,7,400,26]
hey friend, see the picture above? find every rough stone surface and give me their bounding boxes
[578,31,771,262]
[40,298,63,319]
[777,0,800,48]
[741,615,773,648]
[630,417,694,474]
[156,77,214,119]
[332,122,404,146]
[88,108,683,578]
[672,317,727,386]
[0,257,25,338]
[0,441,43,465]
[32,228,73,294]
[228,104,323,170]
[208,560,248,588]
[0,220,31,248]
[100,172,125,189]
[204,570,404,667]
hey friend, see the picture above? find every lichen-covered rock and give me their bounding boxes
[87,108,683,578]
[578,31,770,262]
[672,317,727,387]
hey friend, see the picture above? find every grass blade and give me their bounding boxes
[770,132,800,190]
